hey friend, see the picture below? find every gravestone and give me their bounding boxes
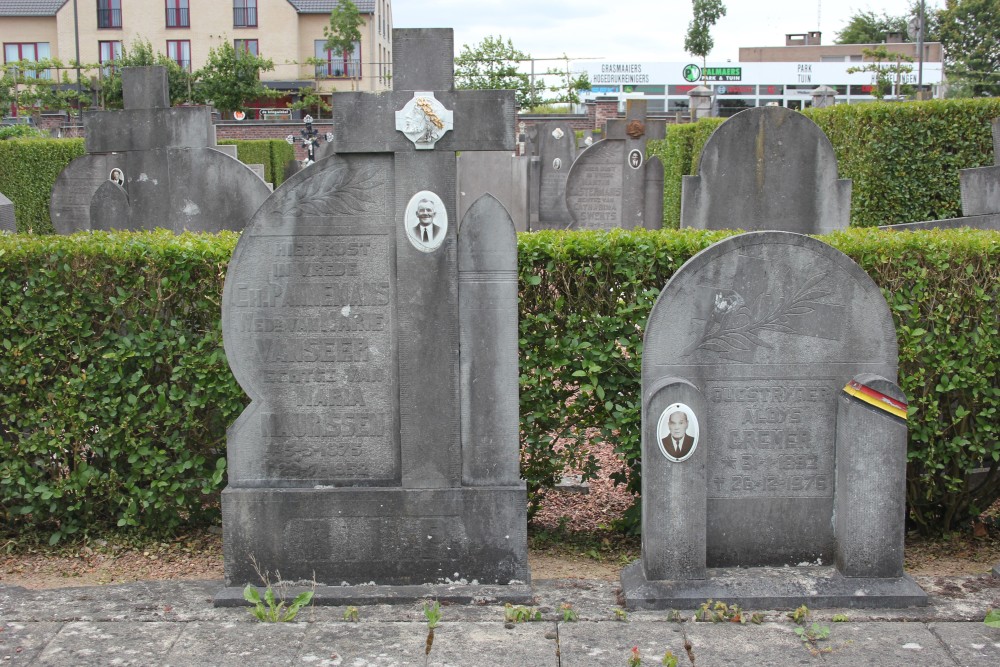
[49,67,271,233]
[622,231,927,609]
[532,121,578,229]
[0,193,14,233]
[564,99,665,230]
[681,106,851,233]
[216,29,530,606]
[457,151,528,232]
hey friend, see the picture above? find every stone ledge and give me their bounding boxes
[620,560,929,611]
[214,581,534,607]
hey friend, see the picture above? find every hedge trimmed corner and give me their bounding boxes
[805,99,1000,227]
[0,231,245,542]
[216,138,295,188]
[655,99,1000,229]
[0,228,997,541]
[0,138,85,234]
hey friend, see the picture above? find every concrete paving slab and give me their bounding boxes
[806,622,953,665]
[299,621,557,666]
[558,621,689,667]
[0,622,62,664]
[681,622,813,666]
[163,621,309,666]
[34,621,183,666]
[928,622,1000,667]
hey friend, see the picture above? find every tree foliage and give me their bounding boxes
[938,0,1000,96]
[194,40,278,116]
[454,35,543,108]
[324,0,363,56]
[684,0,727,68]
[836,10,910,44]
[846,46,915,99]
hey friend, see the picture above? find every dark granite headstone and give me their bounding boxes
[532,121,577,228]
[564,100,665,230]
[217,29,530,606]
[681,106,851,233]
[457,151,528,232]
[49,67,270,233]
[0,192,15,233]
[622,231,926,609]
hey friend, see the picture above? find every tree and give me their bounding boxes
[324,0,363,55]
[544,57,591,105]
[100,38,193,108]
[836,5,941,44]
[836,11,909,44]
[684,0,727,74]
[938,0,1000,96]
[847,46,915,99]
[194,40,278,116]
[454,35,543,108]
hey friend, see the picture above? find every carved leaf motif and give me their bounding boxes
[686,272,835,357]
[277,166,382,217]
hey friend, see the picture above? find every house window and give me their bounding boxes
[315,39,360,79]
[97,0,122,29]
[234,0,257,28]
[3,42,51,79]
[97,0,122,28]
[234,39,259,57]
[166,40,191,71]
[165,0,190,28]
[99,40,122,75]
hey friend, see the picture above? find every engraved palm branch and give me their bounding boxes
[685,274,833,356]
[278,166,382,216]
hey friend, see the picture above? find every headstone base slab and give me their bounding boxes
[880,213,1000,231]
[222,486,529,589]
[621,561,928,610]
[213,580,533,608]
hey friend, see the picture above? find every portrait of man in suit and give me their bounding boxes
[405,191,447,252]
[656,404,699,462]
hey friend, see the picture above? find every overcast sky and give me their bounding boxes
[392,1,931,65]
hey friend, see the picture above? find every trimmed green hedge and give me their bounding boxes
[652,99,1000,228]
[0,231,244,542]
[217,138,295,188]
[1,229,997,540]
[0,139,85,234]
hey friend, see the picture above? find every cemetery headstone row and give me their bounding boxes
[49,67,271,235]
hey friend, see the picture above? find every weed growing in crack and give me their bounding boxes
[242,556,314,623]
[661,649,678,666]
[695,599,762,624]
[504,603,542,623]
[626,645,641,667]
[423,600,441,666]
[342,606,360,622]
[613,607,628,622]
[560,603,579,622]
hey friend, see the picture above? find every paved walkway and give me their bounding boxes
[2,573,999,666]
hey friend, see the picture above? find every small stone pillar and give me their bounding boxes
[688,85,716,121]
[811,85,838,108]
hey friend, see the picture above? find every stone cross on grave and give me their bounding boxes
[330,29,516,489]
[215,28,529,605]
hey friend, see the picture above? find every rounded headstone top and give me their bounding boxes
[643,231,897,377]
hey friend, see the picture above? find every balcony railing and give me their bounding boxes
[316,59,361,79]
[166,8,190,28]
[234,7,257,27]
[97,8,122,29]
